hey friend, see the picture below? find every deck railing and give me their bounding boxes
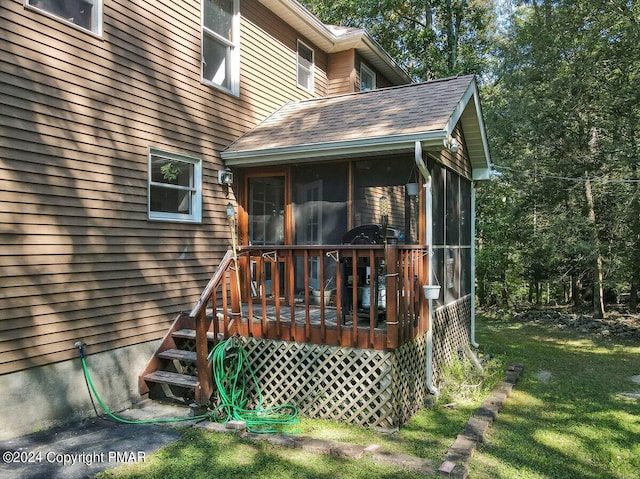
[191,245,430,357]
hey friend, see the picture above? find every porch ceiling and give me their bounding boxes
[222,75,491,179]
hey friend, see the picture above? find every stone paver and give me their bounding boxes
[438,362,524,477]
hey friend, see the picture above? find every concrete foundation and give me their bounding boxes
[0,341,158,441]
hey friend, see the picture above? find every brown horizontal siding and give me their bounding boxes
[328,50,356,95]
[0,0,333,375]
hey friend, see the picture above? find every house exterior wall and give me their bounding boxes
[327,50,397,95]
[0,0,339,437]
[327,49,356,95]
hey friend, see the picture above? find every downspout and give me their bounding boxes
[470,183,479,348]
[415,141,439,395]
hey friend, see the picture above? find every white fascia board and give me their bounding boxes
[223,131,447,166]
[444,79,492,174]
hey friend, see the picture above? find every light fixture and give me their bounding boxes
[218,168,233,185]
[443,136,459,154]
[226,202,235,218]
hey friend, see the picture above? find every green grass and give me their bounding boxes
[96,314,640,478]
[470,315,640,479]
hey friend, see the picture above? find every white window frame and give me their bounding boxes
[148,148,203,223]
[201,0,240,96]
[25,0,103,36]
[360,63,376,91]
[297,39,314,92]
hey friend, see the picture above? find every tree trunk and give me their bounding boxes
[444,0,457,72]
[630,164,640,313]
[571,275,582,308]
[585,177,605,318]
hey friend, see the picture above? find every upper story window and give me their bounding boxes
[26,0,102,35]
[202,0,240,95]
[297,40,314,92]
[148,148,202,223]
[360,63,376,91]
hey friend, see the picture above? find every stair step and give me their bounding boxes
[144,370,198,389]
[158,349,197,362]
[172,328,223,341]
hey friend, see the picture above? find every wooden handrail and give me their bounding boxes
[189,249,236,405]
[189,249,235,320]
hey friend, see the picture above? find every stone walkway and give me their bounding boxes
[437,363,524,478]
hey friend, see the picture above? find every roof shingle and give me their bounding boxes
[224,75,476,155]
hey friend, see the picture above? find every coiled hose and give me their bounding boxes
[208,336,299,434]
[78,338,298,433]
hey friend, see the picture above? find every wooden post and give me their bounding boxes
[385,246,398,349]
[194,308,213,405]
[230,267,241,336]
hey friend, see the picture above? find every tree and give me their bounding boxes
[483,0,640,314]
[302,0,496,80]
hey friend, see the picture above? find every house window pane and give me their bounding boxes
[297,41,314,91]
[360,63,376,91]
[203,0,234,41]
[148,150,202,223]
[27,0,101,34]
[201,0,238,95]
[203,33,232,89]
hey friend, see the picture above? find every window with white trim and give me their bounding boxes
[26,0,102,35]
[202,0,239,95]
[148,149,202,223]
[297,40,314,92]
[360,63,376,91]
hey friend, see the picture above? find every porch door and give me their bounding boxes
[300,180,323,290]
[247,175,285,298]
[248,176,285,245]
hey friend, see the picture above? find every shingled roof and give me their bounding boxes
[222,75,491,179]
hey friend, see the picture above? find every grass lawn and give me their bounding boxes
[471,313,640,479]
[96,313,640,479]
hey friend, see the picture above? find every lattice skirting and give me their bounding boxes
[238,335,430,429]
[234,295,471,428]
[432,295,472,384]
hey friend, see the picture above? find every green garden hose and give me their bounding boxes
[78,343,210,425]
[77,338,299,433]
[208,336,299,434]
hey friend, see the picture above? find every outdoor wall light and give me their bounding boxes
[218,168,234,185]
[443,136,459,154]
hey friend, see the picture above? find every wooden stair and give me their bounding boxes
[139,315,222,406]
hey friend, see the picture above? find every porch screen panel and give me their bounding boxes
[429,159,445,246]
[291,163,348,293]
[353,158,417,244]
[429,160,472,306]
[292,163,348,245]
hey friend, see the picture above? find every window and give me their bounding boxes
[26,0,102,35]
[202,0,239,95]
[297,40,314,92]
[148,149,202,223]
[360,63,376,91]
